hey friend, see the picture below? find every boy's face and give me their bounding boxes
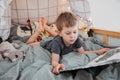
[59,25,78,46]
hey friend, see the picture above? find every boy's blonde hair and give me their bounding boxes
[56,12,78,31]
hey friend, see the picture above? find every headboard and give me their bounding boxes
[92,28,120,45]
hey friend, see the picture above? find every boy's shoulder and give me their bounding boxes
[53,35,61,41]
[52,35,63,46]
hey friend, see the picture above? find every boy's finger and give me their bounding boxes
[60,64,65,70]
[53,68,59,75]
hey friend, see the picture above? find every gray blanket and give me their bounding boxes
[0,38,120,80]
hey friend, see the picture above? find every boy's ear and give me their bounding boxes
[57,31,60,35]
[58,31,63,37]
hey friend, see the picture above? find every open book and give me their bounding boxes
[86,47,120,68]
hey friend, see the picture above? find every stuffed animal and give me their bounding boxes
[0,37,25,62]
[3,50,25,62]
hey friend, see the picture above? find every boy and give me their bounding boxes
[41,12,110,75]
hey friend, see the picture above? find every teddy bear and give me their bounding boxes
[0,37,25,62]
[3,50,25,62]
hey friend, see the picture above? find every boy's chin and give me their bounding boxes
[69,42,75,45]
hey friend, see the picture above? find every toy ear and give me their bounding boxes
[21,51,25,55]
[3,52,10,57]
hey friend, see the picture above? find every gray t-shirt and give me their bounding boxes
[41,35,83,56]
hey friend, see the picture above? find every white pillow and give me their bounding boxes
[0,0,12,40]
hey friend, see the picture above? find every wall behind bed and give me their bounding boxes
[88,0,120,32]
[88,0,120,46]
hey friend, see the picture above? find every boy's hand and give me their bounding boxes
[97,48,110,55]
[104,48,110,52]
[52,64,65,75]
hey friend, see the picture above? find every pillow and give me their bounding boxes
[0,0,12,40]
[7,25,30,43]
[17,25,31,37]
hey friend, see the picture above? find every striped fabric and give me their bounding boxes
[10,0,69,24]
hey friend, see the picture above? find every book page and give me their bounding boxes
[86,51,120,67]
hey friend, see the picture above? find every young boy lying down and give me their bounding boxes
[27,12,110,75]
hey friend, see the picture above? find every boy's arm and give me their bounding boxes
[52,52,65,75]
[77,47,110,55]
[51,53,60,67]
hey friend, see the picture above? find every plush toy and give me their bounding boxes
[3,50,25,62]
[0,37,25,62]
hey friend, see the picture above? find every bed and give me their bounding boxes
[0,27,120,80]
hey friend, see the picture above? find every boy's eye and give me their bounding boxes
[73,31,76,34]
[65,31,77,35]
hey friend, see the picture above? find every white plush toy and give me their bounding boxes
[0,37,25,62]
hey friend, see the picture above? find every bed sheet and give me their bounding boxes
[0,38,120,80]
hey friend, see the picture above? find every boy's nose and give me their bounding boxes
[70,33,75,38]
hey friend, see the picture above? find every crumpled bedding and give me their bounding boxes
[0,37,120,80]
